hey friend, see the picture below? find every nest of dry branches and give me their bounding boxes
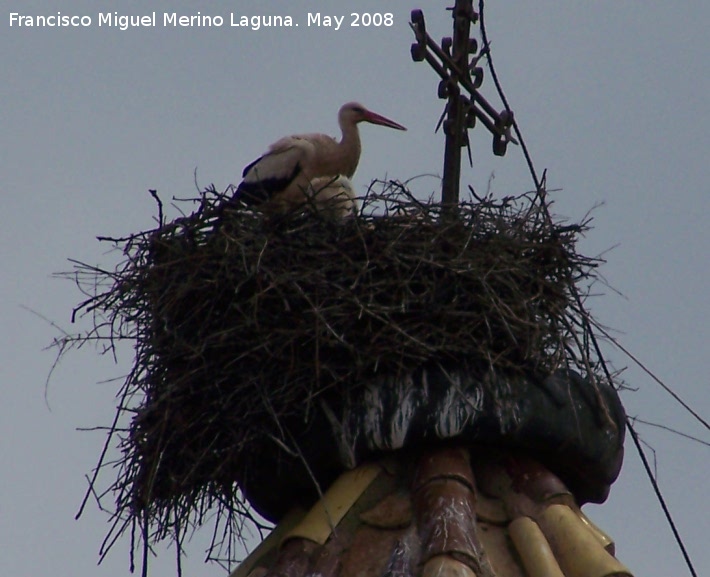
[64,180,605,562]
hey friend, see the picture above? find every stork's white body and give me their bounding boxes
[305,176,358,220]
[237,102,405,217]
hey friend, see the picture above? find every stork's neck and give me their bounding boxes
[338,119,362,178]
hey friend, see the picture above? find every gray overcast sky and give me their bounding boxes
[2,1,708,575]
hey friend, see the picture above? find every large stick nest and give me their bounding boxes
[64,181,605,562]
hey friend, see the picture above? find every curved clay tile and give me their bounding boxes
[232,447,632,577]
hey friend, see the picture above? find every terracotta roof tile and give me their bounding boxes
[232,447,632,577]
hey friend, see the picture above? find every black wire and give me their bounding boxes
[627,421,698,577]
[592,320,710,432]
[478,0,542,197]
[476,2,698,575]
[633,417,710,448]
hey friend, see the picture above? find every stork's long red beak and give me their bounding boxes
[364,110,407,131]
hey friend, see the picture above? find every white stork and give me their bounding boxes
[235,102,406,215]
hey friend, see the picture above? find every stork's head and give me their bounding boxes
[339,102,407,131]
